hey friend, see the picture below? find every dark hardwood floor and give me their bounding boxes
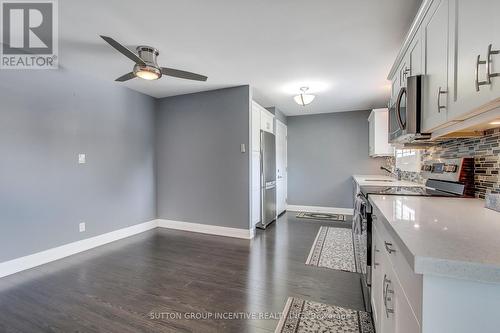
[0,212,364,333]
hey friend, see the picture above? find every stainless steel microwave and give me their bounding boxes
[388,75,430,143]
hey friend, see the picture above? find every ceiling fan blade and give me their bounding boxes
[161,67,208,81]
[100,35,145,65]
[115,72,136,82]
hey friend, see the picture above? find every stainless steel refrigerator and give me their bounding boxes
[257,130,276,229]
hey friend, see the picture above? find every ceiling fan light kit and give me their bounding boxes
[133,46,161,80]
[294,87,315,106]
[99,36,208,83]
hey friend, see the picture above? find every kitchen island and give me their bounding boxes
[368,195,500,333]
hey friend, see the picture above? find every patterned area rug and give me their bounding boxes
[296,212,347,222]
[305,226,356,273]
[275,297,374,333]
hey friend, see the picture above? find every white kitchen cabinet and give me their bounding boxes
[251,103,261,152]
[368,109,393,157]
[407,34,423,77]
[371,224,384,332]
[372,216,421,333]
[447,0,500,121]
[421,0,449,132]
[388,0,500,137]
[260,108,274,134]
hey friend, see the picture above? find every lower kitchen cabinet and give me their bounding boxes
[372,221,420,333]
[371,206,500,333]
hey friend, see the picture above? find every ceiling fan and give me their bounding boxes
[100,35,208,82]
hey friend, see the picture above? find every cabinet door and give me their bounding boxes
[261,110,274,134]
[251,104,261,152]
[421,0,450,132]
[398,59,409,89]
[392,274,421,333]
[251,152,261,226]
[379,255,396,333]
[368,118,375,156]
[408,34,422,76]
[390,76,399,106]
[371,224,384,331]
[447,0,500,121]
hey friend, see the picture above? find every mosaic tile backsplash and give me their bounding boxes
[393,127,500,199]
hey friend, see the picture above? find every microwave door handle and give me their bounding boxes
[395,87,406,130]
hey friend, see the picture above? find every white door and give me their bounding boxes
[251,103,261,227]
[276,120,287,215]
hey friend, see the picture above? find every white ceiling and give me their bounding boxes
[60,0,422,116]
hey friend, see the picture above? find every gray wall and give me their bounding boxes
[287,110,385,209]
[0,70,156,262]
[155,86,250,229]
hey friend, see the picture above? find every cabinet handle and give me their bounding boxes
[383,274,395,318]
[395,87,406,130]
[403,67,411,79]
[373,245,380,268]
[384,241,396,254]
[475,54,488,91]
[486,44,500,84]
[437,87,447,112]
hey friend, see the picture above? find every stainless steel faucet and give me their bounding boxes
[380,166,402,181]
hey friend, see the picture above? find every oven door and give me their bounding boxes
[353,194,368,276]
[353,193,372,312]
[388,86,407,143]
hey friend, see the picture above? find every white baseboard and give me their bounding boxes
[1,218,255,279]
[0,219,159,279]
[286,205,354,216]
[157,219,255,240]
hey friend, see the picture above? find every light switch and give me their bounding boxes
[79,222,86,232]
[78,154,86,164]
[240,144,246,153]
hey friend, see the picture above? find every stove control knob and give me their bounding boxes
[444,165,458,173]
[421,165,432,172]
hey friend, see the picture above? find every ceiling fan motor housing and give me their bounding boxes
[134,46,162,79]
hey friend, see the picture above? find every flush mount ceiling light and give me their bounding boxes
[294,87,315,106]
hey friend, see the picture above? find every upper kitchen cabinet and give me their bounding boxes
[389,23,423,107]
[421,0,449,132]
[368,109,394,157]
[447,0,500,121]
[260,108,274,134]
[388,0,500,137]
[407,35,423,77]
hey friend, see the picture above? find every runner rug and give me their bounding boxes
[305,226,356,273]
[275,297,374,333]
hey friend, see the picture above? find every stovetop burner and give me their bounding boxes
[360,185,461,197]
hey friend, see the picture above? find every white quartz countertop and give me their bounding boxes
[352,174,422,187]
[369,195,500,283]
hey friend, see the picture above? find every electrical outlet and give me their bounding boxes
[79,222,86,232]
[78,154,86,164]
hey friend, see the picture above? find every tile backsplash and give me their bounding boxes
[393,127,500,199]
